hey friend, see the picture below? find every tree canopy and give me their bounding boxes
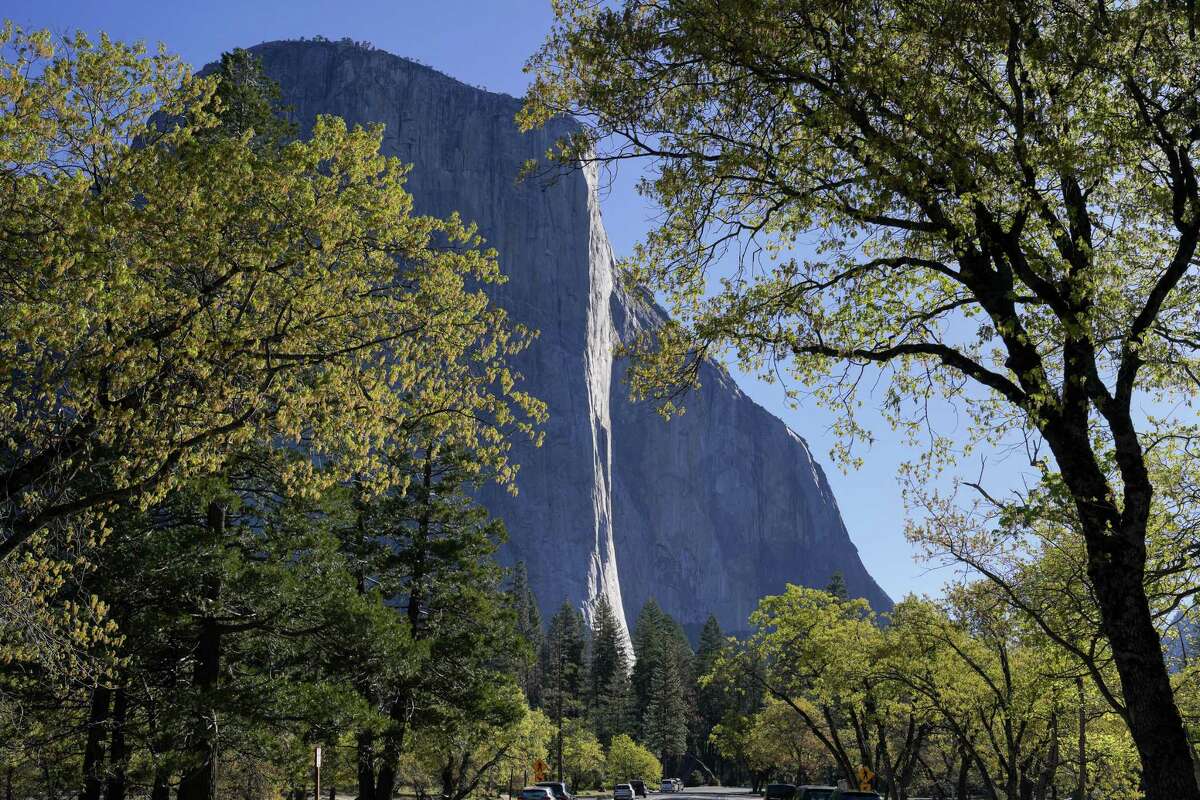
[0,22,542,560]
[521,2,1200,793]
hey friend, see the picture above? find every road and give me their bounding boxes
[635,790,756,800]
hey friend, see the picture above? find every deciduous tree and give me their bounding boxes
[522,3,1200,792]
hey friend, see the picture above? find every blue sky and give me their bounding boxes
[7,0,1028,601]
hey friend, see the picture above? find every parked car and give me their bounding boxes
[537,782,573,800]
[796,786,836,800]
[829,791,881,800]
[766,785,797,800]
[660,780,677,793]
[614,785,635,800]
[631,780,648,797]
[519,788,556,800]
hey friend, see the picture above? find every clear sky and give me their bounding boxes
[7,0,1030,601]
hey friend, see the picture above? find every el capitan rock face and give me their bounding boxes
[241,39,891,641]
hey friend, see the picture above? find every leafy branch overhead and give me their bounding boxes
[0,23,545,560]
[520,2,1200,795]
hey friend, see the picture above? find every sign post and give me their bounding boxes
[314,746,322,800]
[856,766,875,792]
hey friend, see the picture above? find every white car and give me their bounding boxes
[614,785,635,800]
[660,781,677,793]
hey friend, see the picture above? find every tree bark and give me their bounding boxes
[177,501,225,800]
[955,749,970,800]
[375,453,435,800]
[103,686,129,800]
[80,685,112,800]
[1076,677,1086,800]
[150,766,171,800]
[1083,517,1196,800]
[357,730,377,800]
[374,699,410,800]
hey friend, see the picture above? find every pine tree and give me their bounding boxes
[510,562,545,703]
[694,615,728,775]
[825,571,850,601]
[631,600,695,744]
[543,603,588,780]
[631,599,668,728]
[589,597,632,743]
[588,598,624,707]
[596,664,633,746]
[643,656,688,763]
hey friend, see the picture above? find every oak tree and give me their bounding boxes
[523,2,1200,792]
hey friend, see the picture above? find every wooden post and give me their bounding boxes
[315,747,322,800]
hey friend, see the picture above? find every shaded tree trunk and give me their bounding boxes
[150,765,171,800]
[1076,677,1086,800]
[375,453,435,800]
[177,501,225,800]
[357,724,378,800]
[80,685,112,800]
[104,686,129,800]
[374,702,408,800]
[956,749,970,800]
[1084,514,1195,800]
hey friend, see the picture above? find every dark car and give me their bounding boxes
[766,785,797,800]
[630,780,648,797]
[537,783,573,800]
[829,791,881,800]
[797,787,836,800]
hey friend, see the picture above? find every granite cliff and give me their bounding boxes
[240,39,892,641]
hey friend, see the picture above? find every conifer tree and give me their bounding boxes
[588,598,625,707]
[510,562,544,704]
[825,571,850,602]
[542,603,587,780]
[694,615,733,781]
[631,599,668,728]
[588,597,631,744]
[631,600,696,743]
[643,656,688,766]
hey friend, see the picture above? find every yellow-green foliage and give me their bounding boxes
[605,734,661,786]
[0,21,544,559]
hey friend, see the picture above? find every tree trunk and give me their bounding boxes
[955,749,970,800]
[441,756,456,800]
[104,686,129,800]
[377,453,434,800]
[1076,677,1086,800]
[177,501,225,800]
[44,758,57,800]
[357,730,377,800]
[1085,520,1197,800]
[374,694,411,800]
[80,685,112,800]
[150,766,171,800]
